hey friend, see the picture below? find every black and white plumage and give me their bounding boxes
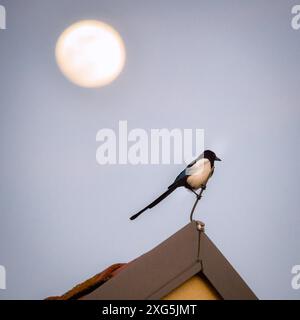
[130,150,221,220]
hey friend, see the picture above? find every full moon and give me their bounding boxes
[55,20,126,88]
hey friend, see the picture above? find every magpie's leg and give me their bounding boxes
[190,186,206,222]
[191,184,206,198]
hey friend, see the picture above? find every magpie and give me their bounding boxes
[130,150,221,220]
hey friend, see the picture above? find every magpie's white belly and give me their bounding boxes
[186,159,212,190]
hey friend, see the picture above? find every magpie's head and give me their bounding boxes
[203,150,221,163]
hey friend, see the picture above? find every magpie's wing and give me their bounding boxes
[186,159,197,168]
[168,168,187,189]
[174,168,187,182]
[168,154,203,188]
[186,151,205,168]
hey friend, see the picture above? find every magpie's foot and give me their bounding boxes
[191,190,198,197]
[197,193,202,200]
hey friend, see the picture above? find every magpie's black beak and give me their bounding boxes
[215,156,222,161]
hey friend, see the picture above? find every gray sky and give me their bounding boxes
[0,0,300,299]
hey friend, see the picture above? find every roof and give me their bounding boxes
[46,263,126,300]
[47,221,257,300]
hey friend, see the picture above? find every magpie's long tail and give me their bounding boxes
[130,185,178,220]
